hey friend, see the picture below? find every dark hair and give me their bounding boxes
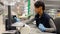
[0,2,4,6]
[34,1,45,10]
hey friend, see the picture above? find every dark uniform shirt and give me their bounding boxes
[35,13,51,28]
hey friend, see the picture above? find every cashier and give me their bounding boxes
[26,1,56,32]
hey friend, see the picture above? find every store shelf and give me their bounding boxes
[45,4,60,7]
[44,0,60,9]
[44,0,60,2]
[44,1,60,5]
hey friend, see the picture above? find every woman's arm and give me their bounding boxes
[45,19,56,32]
[24,16,35,24]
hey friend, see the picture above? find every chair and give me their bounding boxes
[54,17,60,34]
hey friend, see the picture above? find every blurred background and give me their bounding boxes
[0,0,60,34]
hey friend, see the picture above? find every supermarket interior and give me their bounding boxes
[0,0,60,34]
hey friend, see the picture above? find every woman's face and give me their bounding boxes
[35,6,43,15]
